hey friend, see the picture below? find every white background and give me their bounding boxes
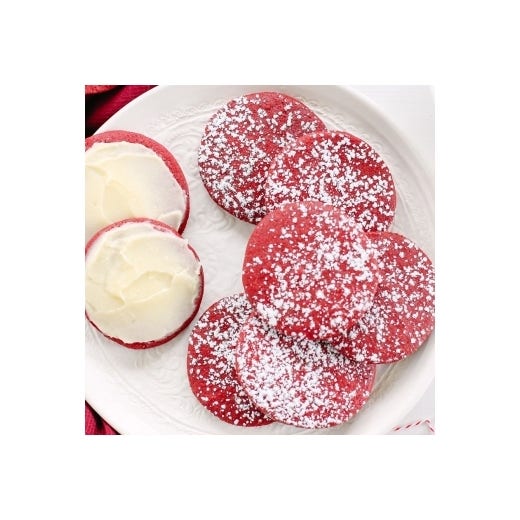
[2,1,517,517]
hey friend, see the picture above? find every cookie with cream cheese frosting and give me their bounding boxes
[85,218,203,349]
[85,130,190,243]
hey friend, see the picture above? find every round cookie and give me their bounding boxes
[198,92,326,224]
[235,315,376,429]
[242,200,380,342]
[85,218,204,349]
[187,294,273,427]
[85,130,190,242]
[338,232,435,363]
[265,130,396,232]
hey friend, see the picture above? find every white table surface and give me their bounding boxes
[351,85,435,434]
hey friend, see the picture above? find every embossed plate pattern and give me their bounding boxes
[86,85,434,434]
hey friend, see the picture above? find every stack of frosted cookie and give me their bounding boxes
[84,130,204,349]
[188,92,435,429]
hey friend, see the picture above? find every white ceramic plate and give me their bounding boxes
[85,85,435,434]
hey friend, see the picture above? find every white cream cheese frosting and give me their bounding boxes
[85,141,187,243]
[85,220,202,345]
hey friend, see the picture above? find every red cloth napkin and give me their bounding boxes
[85,85,155,138]
[85,85,155,435]
[85,402,119,435]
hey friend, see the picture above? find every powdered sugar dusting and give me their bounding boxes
[339,232,435,364]
[187,293,273,426]
[265,131,396,232]
[242,201,380,341]
[198,92,326,224]
[235,315,376,429]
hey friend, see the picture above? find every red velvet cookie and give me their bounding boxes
[265,131,396,232]
[187,294,273,427]
[242,200,380,342]
[198,92,326,224]
[85,130,190,242]
[338,232,435,364]
[85,218,204,349]
[235,315,376,429]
